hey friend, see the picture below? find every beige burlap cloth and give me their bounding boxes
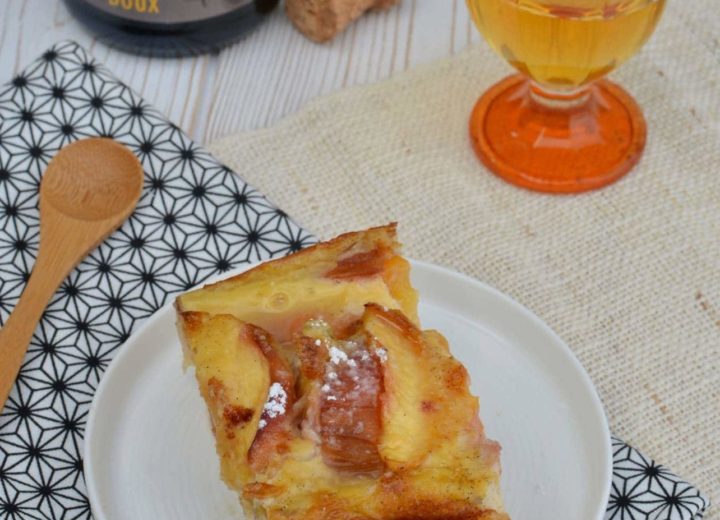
[210,0,718,508]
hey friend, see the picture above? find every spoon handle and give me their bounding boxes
[0,248,75,408]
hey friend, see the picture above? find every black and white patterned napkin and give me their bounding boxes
[0,42,709,520]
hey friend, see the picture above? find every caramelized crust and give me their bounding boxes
[325,247,391,280]
[175,226,508,520]
[244,326,296,473]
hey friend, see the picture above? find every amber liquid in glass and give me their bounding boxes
[467,0,666,89]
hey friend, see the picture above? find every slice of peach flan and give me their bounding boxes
[176,224,508,520]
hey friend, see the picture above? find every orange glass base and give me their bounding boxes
[469,74,647,194]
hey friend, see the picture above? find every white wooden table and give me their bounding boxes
[0,0,483,144]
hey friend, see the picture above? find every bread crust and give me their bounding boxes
[286,0,401,42]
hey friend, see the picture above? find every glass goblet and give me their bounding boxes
[467,0,666,193]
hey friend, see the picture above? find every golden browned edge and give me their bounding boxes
[266,499,509,519]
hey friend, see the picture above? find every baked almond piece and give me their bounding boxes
[176,224,508,520]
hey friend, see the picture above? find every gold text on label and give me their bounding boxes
[107,0,160,14]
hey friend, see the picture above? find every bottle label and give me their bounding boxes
[83,0,252,24]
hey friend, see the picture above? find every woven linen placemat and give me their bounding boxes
[209,0,718,516]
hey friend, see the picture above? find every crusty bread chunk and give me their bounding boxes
[286,0,400,42]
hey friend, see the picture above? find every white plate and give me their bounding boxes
[85,260,611,520]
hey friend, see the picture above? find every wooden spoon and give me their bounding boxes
[0,138,143,408]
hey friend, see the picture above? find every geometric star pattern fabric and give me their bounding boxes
[606,436,708,520]
[0,42,708,520]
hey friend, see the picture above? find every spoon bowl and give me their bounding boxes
[43,140,143,221]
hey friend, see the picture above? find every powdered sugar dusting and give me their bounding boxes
[375,347,388,363]
[329,346,349,365]
[258,382,287,430]
[319,339,384,407]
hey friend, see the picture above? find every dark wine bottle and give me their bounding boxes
[63,0,279,57]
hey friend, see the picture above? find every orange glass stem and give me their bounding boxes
[469,74,647,194]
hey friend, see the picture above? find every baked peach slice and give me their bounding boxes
[362,304,431,471]
[177,312,271,489]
